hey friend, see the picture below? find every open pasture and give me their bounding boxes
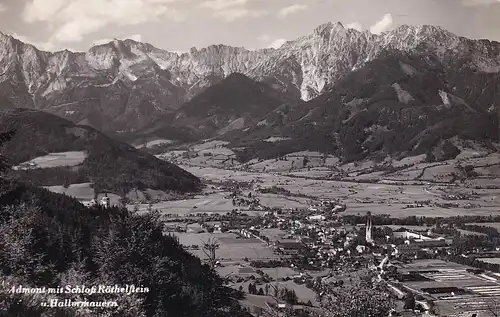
[15,151,87,169]
[179,165,500,218]
[44,182,94,199]
[133,139,174,148]
[260,267,297,279]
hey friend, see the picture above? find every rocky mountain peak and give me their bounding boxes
[1,21,500,133]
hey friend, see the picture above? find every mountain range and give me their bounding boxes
[2,22,500,135]
[229,51,500,163]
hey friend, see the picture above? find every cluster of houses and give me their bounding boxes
[308,200,346,213]
[233,205,457,272]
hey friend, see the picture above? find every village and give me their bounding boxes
[46,142,500,316]
[110,180,500,317]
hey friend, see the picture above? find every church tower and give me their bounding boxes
[366,211,373,243]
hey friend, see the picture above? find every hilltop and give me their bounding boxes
[0,109,201,195]
[131,73,285,145]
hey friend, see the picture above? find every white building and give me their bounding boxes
[366,212,374,244]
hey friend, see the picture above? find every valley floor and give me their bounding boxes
[38,141,500,316]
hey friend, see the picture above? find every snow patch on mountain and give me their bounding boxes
[439,90,450,106]
[392,83,414,103]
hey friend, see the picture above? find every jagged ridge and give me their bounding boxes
[1,23,500,133]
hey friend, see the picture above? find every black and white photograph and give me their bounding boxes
[1,0,500,316]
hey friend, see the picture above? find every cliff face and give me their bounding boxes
[1,23,500,132]
[249,23,500,101]
[229,50,500,163]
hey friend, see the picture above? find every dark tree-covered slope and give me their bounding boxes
[0,179,249,317]
[0,109,201,194]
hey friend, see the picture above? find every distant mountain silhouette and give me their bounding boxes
[132,73,285,144]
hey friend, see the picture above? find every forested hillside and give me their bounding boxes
[0,109,201,195]
[0,130,250,317]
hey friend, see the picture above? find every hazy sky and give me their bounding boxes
[1,0,500,52]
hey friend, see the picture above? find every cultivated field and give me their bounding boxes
[44,182,94,199]
[172,232,277,260]
[396,260,500,317]
[178,165,500,218]
[130,192,236,215]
